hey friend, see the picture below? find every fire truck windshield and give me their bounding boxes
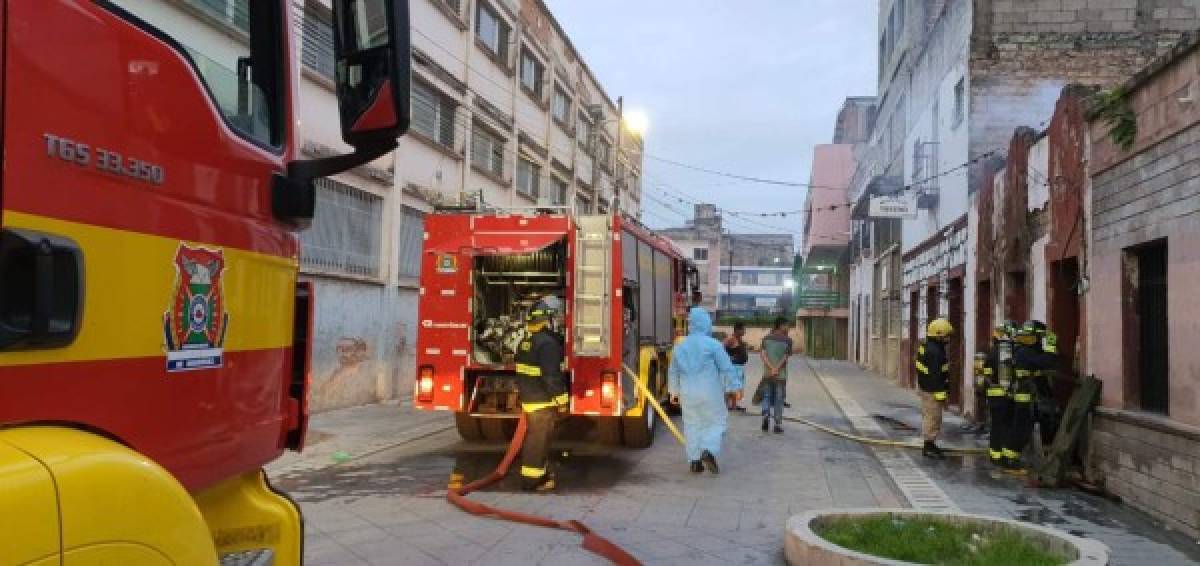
[105,0,284,148]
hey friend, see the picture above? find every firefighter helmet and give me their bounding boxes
[927,318,954,338]
[1015,320,1042,345]
[528,296,562,323]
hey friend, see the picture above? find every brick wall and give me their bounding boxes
[967,0,1194,168]
[1091,409,1200,538]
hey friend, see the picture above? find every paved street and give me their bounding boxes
[269,357,1200,565]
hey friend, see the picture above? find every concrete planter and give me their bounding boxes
[784,509,1109,565]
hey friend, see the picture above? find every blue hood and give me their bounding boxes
[688,307,712,336]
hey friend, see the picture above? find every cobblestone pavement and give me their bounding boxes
[806,359,1200,566]
[269,357,903,565]
[268,357,1200,565]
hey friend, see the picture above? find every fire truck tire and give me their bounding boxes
[480,418,517,442]
[454,413,485,442]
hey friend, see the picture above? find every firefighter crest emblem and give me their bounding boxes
[163,244,229,371]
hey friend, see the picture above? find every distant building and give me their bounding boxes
[658,204,723,313]
[718,234,795,317]
[798,143,855,359]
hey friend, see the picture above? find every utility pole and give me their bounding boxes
[726,233,734,317]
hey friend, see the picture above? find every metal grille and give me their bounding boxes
[300,179,383,278]
[302,3,335,81]
[412,81,457,148]
[187,0,249,34]
[397,206,425,278]
[471,124,506,176]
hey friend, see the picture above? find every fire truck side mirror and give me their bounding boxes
[276,0,410,229]
[332,0,411,147]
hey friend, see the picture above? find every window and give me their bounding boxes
[471,123,505,177]
[411,80,457,148]
[575,194,591,216]
[953,78,965,128]
[693,248,708,261]
[596,138,612,168]
[475,2,510,63]
[300,178,383,278]
[185,0,249,33]
[759,273,780,285]
[302,2,335,81]
[577,114,593,151]
[397,206,425,279]
[520,49,544,97]
[549,175,568,205]
[109,0,283,148]
[516,157,540,199]
[552,87,571,124]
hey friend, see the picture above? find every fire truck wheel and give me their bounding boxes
[454,413,485,442]
[621,399,657,448]
[480,418,517,442]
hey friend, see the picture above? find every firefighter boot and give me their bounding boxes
[521,473,557,492]
[923,441,946,460]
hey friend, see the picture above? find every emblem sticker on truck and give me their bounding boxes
[163,244,229,372]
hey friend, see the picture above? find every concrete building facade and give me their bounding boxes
[144,0,641,411]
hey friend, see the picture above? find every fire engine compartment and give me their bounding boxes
[467,239,568,415]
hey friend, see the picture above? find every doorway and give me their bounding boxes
[1005,271,1027,323]
[1049,258,1081,407]
[1132,242,1169,414]
[947,277,964,406]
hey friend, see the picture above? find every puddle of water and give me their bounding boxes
[275,445,640,503]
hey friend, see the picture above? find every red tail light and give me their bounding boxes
[418,365,435,402]
[600,370,617,408]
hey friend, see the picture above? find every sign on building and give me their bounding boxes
[868,196,917,219]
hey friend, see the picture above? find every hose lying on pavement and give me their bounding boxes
[445,413,641,566]
[782,415,987,453]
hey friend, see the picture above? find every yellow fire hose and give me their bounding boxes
[623,364,986,455]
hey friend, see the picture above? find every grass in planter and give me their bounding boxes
[815,516,1067,566]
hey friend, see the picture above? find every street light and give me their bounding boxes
[623,109,650,137]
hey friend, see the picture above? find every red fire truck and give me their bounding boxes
[414,209,700,448]
[0,1,410,563]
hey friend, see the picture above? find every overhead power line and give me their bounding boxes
[646,154,848,191]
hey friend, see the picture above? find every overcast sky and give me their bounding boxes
[544,0,878,237]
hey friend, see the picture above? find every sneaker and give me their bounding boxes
[701,450,720,474]
[774,425,783,434]
[761,417,769,432]
[690,461,704,474]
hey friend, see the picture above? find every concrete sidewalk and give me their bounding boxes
[806,358,1200,565]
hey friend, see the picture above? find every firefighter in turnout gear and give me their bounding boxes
[1002,320,1058,473]
[514,297,569,492]
[916,318,954,459]
[983,322,1017,467]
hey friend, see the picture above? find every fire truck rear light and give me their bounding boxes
[418,366,435,402]
[600,371,617,408]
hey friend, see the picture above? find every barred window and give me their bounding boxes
[471,124,505,177]
[520,49,544,97]
[300,178,383,278]
[576,114,592,152]
[397,206,425,278]
[412,80,456,148]
[575,194,591,216]
[516,157,540,199]
[302,2,335,81]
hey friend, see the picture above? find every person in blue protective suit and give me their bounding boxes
[669,307,740,474]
